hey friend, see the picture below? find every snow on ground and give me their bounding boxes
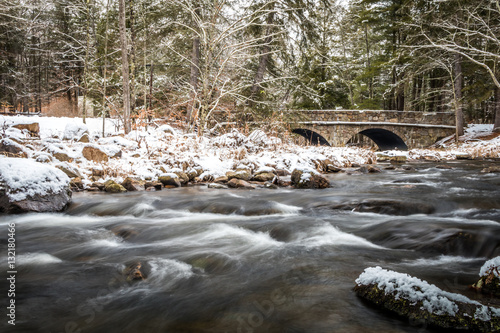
[356,266,500,320]
[0,115,498,189]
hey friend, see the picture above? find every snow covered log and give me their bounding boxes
[355,266,500,332]
[0,157,72,213]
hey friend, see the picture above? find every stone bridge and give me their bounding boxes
[289,110,456,150]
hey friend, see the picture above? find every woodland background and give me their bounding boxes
[1,0,500,133]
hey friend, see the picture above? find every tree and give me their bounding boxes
[118,0,131,133]
[407,0,500,132]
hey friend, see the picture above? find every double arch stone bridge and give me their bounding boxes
[289,110,456,150]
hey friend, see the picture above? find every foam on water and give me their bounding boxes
[271,202,302,215]
[154,223,283,256]
[401,255,484,267]
[293,223,385,249]
[148,258,194,286]
[17,253,63,265]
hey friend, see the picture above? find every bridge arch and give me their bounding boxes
[292,129,330,146]
[348,128,408,151]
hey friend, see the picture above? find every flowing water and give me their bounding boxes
[2,161,500,333]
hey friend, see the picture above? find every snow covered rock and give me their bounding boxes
[121,177,145,192]
[158,173,181,187]
[82,145,109,163]
[472,257,500,297]
[56,163,82,179]
[0,157,72,213]
[226,169,251,181]
[291,168,329,189]
[0,138,28,158]
[156,124,177,136]
[12,122,39,137]
[355,266,500,332]
[63,122,89,141]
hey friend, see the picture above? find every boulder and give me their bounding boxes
[227,178,255,189]
[77,133,90,143]
[63,122,89,141]
[12,122,39,137]
[104,180,127,193]
[276,169,290,177]
[355,266,500,333]
[158,173,181,187]
[481,167,500,173]
[82,146,109,163]
[144,181,163,191]
[121,177,145,192]
[92,168,105,178]
[123,262,149,282]
[53,152,72,162]
[92,182,106,191]
[174,171,189,185]
[33,152,53,163]
[252,172,276,182]
[472,257,500,297]
[213,176,228,184]
[357,165,382,173]
[291,168,330,189]
[111,225,139,240]
[0,139,27,158]
[69,177,84,191]
[226,169,252,181]
[0,157,72,213]
[56,164,82,178]
[328,199,435,216]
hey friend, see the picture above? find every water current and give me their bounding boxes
[1,160,500,333]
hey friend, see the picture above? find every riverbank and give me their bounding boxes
[1,115,499,193]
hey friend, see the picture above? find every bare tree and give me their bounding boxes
[168,0,284,135]
[118,0,131,133]
[408,0,500,133]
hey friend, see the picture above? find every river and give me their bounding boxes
[2,161,500,333]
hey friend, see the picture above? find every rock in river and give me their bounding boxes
[472,257,500,297]
[291,168,329,189]
[355,266,500,332]
[328,199,435,216]
[0,157,72,213]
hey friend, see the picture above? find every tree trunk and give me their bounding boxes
[119,0,131,134]
[129,0,137,116]
[454,54,464,138]
[187,36,200,122]
[494,84,500,132]
[249,10,275,105]
[102,0,111,137]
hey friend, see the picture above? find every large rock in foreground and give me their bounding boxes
[355,266,500,332]
[0,157,72,213]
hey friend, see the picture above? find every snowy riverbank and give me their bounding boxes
[0,115,498,192]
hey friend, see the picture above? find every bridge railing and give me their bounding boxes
[287,109,456,127]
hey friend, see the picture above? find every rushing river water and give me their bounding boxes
[2,160,500,333]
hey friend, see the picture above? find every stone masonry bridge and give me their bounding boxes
[290,110,456,150]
